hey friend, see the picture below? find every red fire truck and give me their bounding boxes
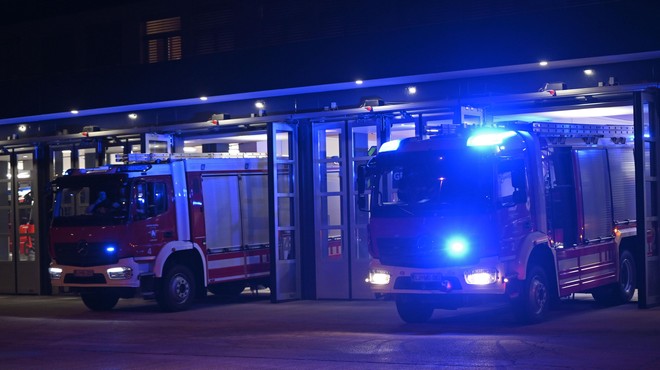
[48,153,270,311]
[359,122,639,323]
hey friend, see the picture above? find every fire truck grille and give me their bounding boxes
[53,243,119,267]
[377,237,478,268]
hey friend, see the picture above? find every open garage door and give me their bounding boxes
[635,91,660,308]
[268,122,301,302]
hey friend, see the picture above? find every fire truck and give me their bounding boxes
[359,122,639,323]
[48,153,270,311]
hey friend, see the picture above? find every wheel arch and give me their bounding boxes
[154,241,206,290]
[511,232,558,298]
[526,243,558,300]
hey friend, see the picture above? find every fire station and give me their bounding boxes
[1,1,659,312]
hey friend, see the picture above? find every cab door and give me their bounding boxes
[129,178,177,257]
[496,157,533,260]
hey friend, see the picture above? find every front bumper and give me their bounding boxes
[367,256,509,297]
[49,257,154,289]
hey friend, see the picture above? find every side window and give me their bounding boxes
[135,181,168,219]
[497,159,527,206]
[151,182,167,215]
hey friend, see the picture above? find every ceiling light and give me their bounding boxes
[128,113,138,120]
[200,96,208,101]
[355,80,364,85]
[18,124,27,132]
[539,61,548,67]
[70,110,79,114]
[255,100,266,109]
[584,69,594,76]
[406,86,417,95]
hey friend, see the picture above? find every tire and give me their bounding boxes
[156,265,196,312]
[81,292,119,311]
[592,250,637,306]
[513,265,550,324]
[207,282,246,298]
[396,298,434,323]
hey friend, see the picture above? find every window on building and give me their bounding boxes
[144,17,182,63]
[194,9,235,55]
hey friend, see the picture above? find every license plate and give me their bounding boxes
[74,269,94,277]
[411,273,443,282]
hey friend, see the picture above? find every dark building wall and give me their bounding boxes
[1,0,658,121]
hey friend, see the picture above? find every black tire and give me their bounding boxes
[81,292,119,311]
[513,265,550,324]
[592,249,637,306]
[396,298,434,323]
[156,265,196,312]
[207,282,246,298]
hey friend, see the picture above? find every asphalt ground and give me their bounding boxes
[0,292,659,369]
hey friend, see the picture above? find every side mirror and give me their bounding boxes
[512,189,527,204]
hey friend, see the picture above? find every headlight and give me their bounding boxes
[107,267,133,280]
[366,270,391,285]
[49,267,63,280]
[464,268,498,285]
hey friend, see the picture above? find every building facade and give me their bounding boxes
[1,0,659,305]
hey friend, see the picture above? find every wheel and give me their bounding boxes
[156,265,196,312]
[207,282,246,298]
[513,265,550,324]
[592,250,637,306]
[396,298,434,323]
[81,292,119,311]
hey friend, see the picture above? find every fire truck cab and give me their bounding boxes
[360,122,638,323]
[48,153,270,311]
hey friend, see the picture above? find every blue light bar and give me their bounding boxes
[379,139,401,153]
[466,131,517,147]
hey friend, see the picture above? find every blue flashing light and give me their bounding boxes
[446,237,469,258]
[467,131,517,147]
[379,139,401,153]
[105,245,116,253]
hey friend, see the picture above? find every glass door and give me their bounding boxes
[0,152,40,294]
[268,123,301,301]
[635,91,660,308]
[313,122,349,299]
[0,155,13,292]
[348,120,380,299]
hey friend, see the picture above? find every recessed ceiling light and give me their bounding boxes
[539,61,548,67]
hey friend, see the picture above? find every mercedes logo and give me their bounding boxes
[76,242,89,256]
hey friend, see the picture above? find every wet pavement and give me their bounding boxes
[1,292,659,369]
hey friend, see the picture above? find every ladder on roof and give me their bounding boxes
[115,152,268,163]
[528,122,634,138]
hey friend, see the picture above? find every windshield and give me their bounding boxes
[372,150,493,213]
[51,174,130,227]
